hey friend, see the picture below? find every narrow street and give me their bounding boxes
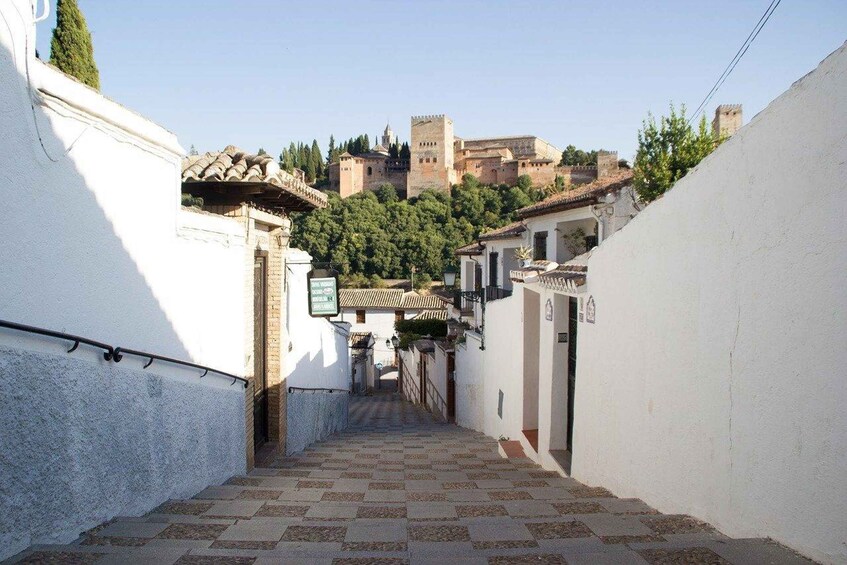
[10,394,811,565]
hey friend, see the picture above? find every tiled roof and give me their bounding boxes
[455,241,485,256]
[339,289,445,311]
[400,292,447,310]
[340,289,404,309]
[413,309,449,321]
[510,260,558,283]
[349,332,373,349]
[517,170,633,219]
[535,264,588,293]
[478,221,526,241]
[182,146,327,212]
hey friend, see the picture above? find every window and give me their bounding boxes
[488,252,499,287]
[367,166,372,176]
[395,310,404,323]
[433,157,437,163]
[356,310,366,323]
[533,231,548,261]
[426,157,430,163]
[419,158,424,164]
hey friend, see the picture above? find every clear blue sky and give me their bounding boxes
[36,0,846,161]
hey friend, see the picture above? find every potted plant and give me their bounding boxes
[514,246,533,267]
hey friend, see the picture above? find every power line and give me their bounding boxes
[689,0,783,124]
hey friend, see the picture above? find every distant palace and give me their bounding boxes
[328,114,620,198]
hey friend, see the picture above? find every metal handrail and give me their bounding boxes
[0,318,249,389]
[288,386,349,394]
[0,318,115,360]
[113,347,249,389]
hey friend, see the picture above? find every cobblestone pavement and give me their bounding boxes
[9,393,814,564]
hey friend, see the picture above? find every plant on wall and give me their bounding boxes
[513,246,533,262]
[562,227,587,256]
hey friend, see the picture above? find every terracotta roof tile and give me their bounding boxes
[413,309,449,321]
[517,171,633,219]
[478,221,526,242]
[339,290,445,311]
[182,146,327,211]
[349,332,373,349]
[455,241,485,256]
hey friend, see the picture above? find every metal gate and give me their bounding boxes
[253,254,269,450]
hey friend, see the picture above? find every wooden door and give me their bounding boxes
[253,255,269,450]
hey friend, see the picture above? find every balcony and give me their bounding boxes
[486,285,512,301]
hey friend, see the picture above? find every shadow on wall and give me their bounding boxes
[0,33,241,560]
[285,349,350,455]
[0,41,190,360]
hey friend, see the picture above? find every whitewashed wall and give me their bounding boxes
[282,249,351,454]
[455,332,484,430]
[336,309,400,367]
[0,6,249,560]
[283,249,352,391]
[0,1,246,374]
[575,44,847,564]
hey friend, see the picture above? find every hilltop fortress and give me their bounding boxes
[328,114,619,198]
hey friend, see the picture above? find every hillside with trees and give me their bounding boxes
[289,174,545,282]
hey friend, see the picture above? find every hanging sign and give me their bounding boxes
[308,268,339,317]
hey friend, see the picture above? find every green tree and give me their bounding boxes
[399,142,411,159]
[326,135,336,164]
[49,0,100,90]
[516,174,533,191]
[559,145,598,166]
[189,144,199,156]
[257,147,268,156]
[310,139,323,178]
[633,104,719,202]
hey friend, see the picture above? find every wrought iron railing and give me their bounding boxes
[288,386,349,394]
[486,285,513,301]
[0,318,248,389]
[453,289,485,311]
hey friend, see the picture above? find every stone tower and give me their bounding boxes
[408,114,456,198]
[712,104,743,138]
[382,123,397,148]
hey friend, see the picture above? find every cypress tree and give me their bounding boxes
[49,0,100,90]
[310,140,323,178]
[326,135,336,164]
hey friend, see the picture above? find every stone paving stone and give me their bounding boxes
[487,554,568,564]
[174,556,256,564]
[407,503,458,520]
[568,486,615,498]
[468,523,533,542]
[217,520,288,542]
[203,501,264,518]
[408,525,470,542]
[597,498,659,515]
[369,482,405,490]
[14,551,105,564]
[641,515,715,535]
[580,514,656,537]
[94,547,187,565]
[705,538,817,565]
[79,535,148,547]
[255,503,310,517]
[193,486,242,500]
[356,506,408,519]
[322,492,365,502]
[638,546,730,564]
[97,521,169,538]
[345,523,408,542]
[364,490,407,503]
[525,521,593,540]
[562,549,649,564]
[226,477,262,487]
[156,501,216,515]
[552,501,606,515]
[281,526,347,543]
[156,523,229,541]
[407,492,447,502]
[298,480,335,489]
[488,491,533,501]
[239,490,284,500]
[455,504,509,518]
[331,558,407,565]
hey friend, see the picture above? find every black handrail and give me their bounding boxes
[0,318,248,389]
[288,386,349,394]
[0,319,114,360]
[113,347,248,389]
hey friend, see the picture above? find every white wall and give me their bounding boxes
[455,332,484,430]
[283,249,351,391]
[0,343,245,561]
[574,44,847,564]
[336,309,399,367]
[0,2,246,375]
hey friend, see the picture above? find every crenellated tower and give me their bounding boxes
[408,114,456,197]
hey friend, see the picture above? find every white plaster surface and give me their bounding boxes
[0,345,245,561]
[286,391,349,455]
[574,44,847,564]
[0,1,247,375]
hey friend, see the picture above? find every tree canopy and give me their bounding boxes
[49,0,100,90]
[559,145,598,166]
[290,175,545,282]
[633,104,720,202]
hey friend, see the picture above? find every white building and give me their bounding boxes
[332,289,446,368]
[453,43,847,564]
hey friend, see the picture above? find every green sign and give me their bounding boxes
[308,275,339,317]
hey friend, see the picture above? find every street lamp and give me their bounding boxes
[390,335,400,349]
[443,265,457,288]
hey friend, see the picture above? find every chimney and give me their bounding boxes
[712,104,743,138]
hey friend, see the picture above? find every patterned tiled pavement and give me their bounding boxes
[9,393,815,564]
